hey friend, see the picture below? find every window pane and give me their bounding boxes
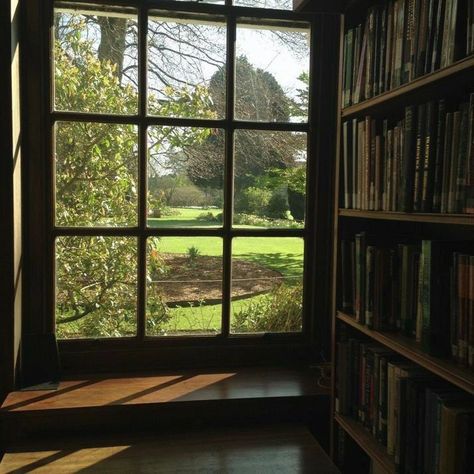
[231,237,304,333]
[54,7,138,114]
[56,236,137,339]
[147,237,223,336]
[233,0,292,9]
[148,127,224,227]
[234,130,306,228]
[235,22,310,122]
[148,14,226,119]
[55,122,138,227]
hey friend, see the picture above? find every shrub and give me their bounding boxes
[187,246,200,266]
[197,211,220,222]
[233,213,303,229]
[232,282,303,333]
[169,185,208,207]
[235,187,272,216]
[265,186,289,219]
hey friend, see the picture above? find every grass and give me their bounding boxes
[147,207,304,333]
[149,207,222,228]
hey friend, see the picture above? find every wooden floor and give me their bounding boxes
[1,367,324,412]
[0,424,339,473]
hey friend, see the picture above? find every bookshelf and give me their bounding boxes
[331,0,474,472]
[339,208,474,225]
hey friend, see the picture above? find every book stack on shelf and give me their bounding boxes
[340,234,474,369]
[341,95,474,214]
[342,0,474,107]
[332,0,474,472]
[335,338,474,473]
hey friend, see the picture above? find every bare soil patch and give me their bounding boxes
[150,254,282,305]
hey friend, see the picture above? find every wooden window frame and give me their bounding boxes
[22,0,341,371]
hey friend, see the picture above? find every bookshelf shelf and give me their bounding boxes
[338,209,474,225]
[341,55,474,119]
[337,311,474,395]
[334,414,396,474]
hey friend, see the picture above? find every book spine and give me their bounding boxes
[421,240,432,353]
[365,116,372,210]
[432,99,446,212]
[366,9,375,100]
[343,121,350,209]
[413,103,427,211]
[469,255,474,368]
[421,101,437,212]
[447,110,461,213]
[365,245,375,328]
[451,252,459,360]
[441,112,453,213]
[458,253,469,365]
[402,105,417,211]
[424,0,438,74]
[441,0,453,68]
[352,118,359,208]
[431,0,446,71]
[465,93,474,213]
[386,1,395,91]
[455,103,469,213]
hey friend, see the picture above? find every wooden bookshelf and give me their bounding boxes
[331,0,474,471]
[341,55,474,119]
[337,311,474,395]
[339,209,474,225]
[334,414,396,474]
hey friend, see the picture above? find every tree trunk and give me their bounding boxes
[98,17,127,79]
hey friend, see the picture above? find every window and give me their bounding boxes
[43,0,322,353]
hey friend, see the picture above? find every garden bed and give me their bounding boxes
[150,254,283,306]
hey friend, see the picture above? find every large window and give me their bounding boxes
[51,1,314,341]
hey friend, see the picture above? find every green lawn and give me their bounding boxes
[149,207,222,228]
[147,207,304,334]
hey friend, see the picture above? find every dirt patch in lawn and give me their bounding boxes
[149,254,282,305]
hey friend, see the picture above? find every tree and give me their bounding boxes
[185,57,305,195]
[54,16,214,338]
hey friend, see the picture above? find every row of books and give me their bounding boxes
[342,0,474,107]
[340,234,474,368]
[341,95,474,213]
[336,338,474,473]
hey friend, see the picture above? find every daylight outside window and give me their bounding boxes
[52,1,312,339]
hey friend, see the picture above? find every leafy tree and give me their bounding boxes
[54,16,213,338]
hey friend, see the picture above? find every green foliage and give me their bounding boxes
[266,187,290,219]
[233,213,302,229]
[232,282,303,333]
[235,187,272,216]
[187,246,200,265]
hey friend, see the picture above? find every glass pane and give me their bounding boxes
[54,7,138,114]
[147,237,223,336]
[148,14,226,118]
[56,236,137,339]
[231,237,304,333]
[234,130,306,228]
[235,22,310,122]
[55,122,138,227]
[147,127,224,227]
[234,0,292,9]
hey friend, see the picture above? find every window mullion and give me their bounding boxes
[221,13,236,338]
[137,5,148,341]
